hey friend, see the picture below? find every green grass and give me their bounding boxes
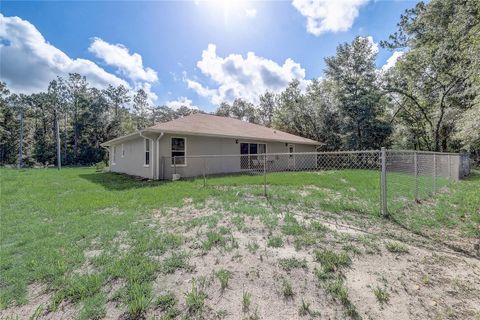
[278,257,308,272]
[267,236,284,248]
[372,286,390,306]
[313,250,351,273]
[1,167,478,317]
[384,241,409,254]
[216,269,232,291]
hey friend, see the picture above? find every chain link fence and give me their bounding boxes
[160,149,470,216]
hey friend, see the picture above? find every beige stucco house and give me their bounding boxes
[101,113,320,180]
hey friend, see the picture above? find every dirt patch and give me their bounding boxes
[0,283,51,319]
[346,246,480,320]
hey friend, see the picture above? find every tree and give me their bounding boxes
[0,82,17,164]
[133,89,150,130]
[47,79,64,169]
[104,84,131,137]
[325,36,391,150]
[273,80,308,137]
[381,0,480,151]
[304,80,342,150]
[258,91,276,127]
[66,73,88,163]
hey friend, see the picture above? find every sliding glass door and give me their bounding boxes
[240,143,266,170]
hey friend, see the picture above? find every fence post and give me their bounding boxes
[380,147,388,218]
[174,156,177,175]
[414,151,419,202]
[203,157,207,187]
[433,153,436,194]
[263,154,267,197]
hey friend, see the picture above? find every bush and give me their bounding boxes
[95,161,107,172]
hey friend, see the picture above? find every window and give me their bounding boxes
[112,146,116,165]
[171,137,186,165]
[144,139,150,166]
[121,144,125,158]
[240,143,266,169]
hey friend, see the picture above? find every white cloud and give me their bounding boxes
[382,51,404,71]
[88,37,158,83]
[292,0,369,36]
[186,44,306,105]
[245,8,257,18]
[165,96,199,110]
[0,14,129,94]
[360,36,379,54]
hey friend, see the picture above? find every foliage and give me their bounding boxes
[381,0,480,152]
[0,75,197,166]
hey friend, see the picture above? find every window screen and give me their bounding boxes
[171,137,185,165]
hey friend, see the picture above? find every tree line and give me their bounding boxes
[0,0,478,167]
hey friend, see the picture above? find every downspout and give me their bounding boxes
[139,131,155,180]
[155,132,165,180]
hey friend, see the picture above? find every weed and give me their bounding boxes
[282,213,305,236]
[156,292,177,310]
[313,250,351,273]
[298,298,311,316]
[156,292,180,319]
[281,279,294,299]
[294,232,319,250]
[342,244,362,255]
[323,277,359,319]
[185,281,207,315]
[372,286,390,306]
[161,252,191,274]
[279,257,308,272]
[325,278,349,305]
[231,215,246,230]
[29,305,44,320]
[126,282,152,318]
[202,231,226,250]
[242,290,252,312]
[216,269,232,291]
[267,236,284,248]
[79,293,106,320]
[246,241,260,253]
[421,274,430,285]
[385,241,409,254]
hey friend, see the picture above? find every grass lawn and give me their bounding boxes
[1,167,479,319]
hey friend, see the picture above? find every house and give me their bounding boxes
[101,113,320,180]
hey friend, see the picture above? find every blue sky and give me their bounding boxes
[1,0,418,112]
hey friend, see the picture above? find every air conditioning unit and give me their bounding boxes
[172,173,181,181]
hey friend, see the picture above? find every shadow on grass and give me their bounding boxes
[79,171,170,191]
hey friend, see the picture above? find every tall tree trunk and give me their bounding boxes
[64,112,68,164]
[73,101,78,164]
[55,110,61,170]
[18,110,23,168]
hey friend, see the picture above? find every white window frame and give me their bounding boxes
[240,142,267,170]
[171,136,187,167]
[121,143,125,158]
[111,146,116,165]
[144,138,150,167]
[240,142,268,155]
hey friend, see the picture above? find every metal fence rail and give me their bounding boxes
[160,149,470,217]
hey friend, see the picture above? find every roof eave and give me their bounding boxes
[144,128,321,145]
[100,132,141,147]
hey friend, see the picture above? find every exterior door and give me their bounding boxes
[288,144,295,170]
